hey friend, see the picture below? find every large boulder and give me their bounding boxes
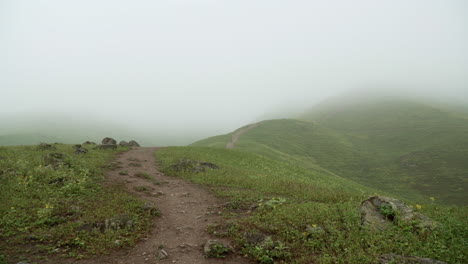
[128,140,140,147]
[168,159,219,173]
[119,141,130,147]
[95,144,117,150]
[360,196,438,231]
[379,253,446,264]
[101,137,117,145]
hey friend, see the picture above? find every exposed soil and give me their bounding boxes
[225,124,258,149]
[54,147,250,264]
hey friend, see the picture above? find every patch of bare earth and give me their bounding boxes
[57,147,249,264]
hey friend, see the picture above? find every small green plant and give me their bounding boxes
[0,254,7,264]
[246,237,291,264]
[379,203,395,220]
[206,242,231,258]
[119,171,129,175]
[0,145,153,261]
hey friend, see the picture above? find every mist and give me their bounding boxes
[1,0,467,145]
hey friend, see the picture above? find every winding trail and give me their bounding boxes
[225,123,258,149]
[64,147,249,264]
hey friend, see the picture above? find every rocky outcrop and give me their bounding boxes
[168,159,219,173]
[83,141,96,145]
[128,140,140,147]
[379,253,446,264]
[360,196,438,231]
[101,137,117,145]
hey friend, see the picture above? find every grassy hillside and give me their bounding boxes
[157,147,467,264]
[0,144,154,262]
[193,100,468,206]
[302,99,468,205]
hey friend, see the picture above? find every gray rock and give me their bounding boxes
[157,249,168,260]
[83,141,96,145]
[101,137,117,145]
[75,147,88,154]
[379,253,446,264]
[119,140,130,147]
[73,144,88,154]
[95,144,117,150]
[360,196,438,231]
[128,140,140,147]
[168,159,219,173]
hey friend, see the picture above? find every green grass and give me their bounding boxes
[156,146,468,264]
[193,100,468,206]
[0,144,154,263]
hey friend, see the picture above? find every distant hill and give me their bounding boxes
[0,113,205,147]
[193,98,468,205]
[0,113,139,146]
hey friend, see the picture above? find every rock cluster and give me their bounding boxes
[95,137,140,149]
[168,159,219,173]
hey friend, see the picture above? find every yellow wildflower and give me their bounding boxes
[415,204,422,210]
[429,197,435,201]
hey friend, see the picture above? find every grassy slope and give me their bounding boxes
[0,145,154,263]
[302,99,468,205]
[157,147,468,264]
[193,100,468,205]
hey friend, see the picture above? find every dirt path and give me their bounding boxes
[225,123,258,149]
[68,147,249,264]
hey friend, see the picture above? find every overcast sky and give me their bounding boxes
[1,0,467,136]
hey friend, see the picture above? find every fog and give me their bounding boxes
[1,0,467,145]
